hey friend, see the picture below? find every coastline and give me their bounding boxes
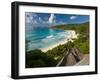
[40,30,78,52]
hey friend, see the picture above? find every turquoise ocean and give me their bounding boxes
[26,26,71,52]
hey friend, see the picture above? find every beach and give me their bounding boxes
[40,30,78,52]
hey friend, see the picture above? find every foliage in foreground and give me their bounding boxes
[26,41,74,68]
[26,49,58,68]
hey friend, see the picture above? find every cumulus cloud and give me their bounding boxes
[25,13,32,23]
[38,17,43,23]
[48,13,54,23]
[25,12,37,24]
[25,13,57,27]
[70,16,77,20]
[33,20,38,24]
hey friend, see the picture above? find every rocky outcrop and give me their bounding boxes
[57,48,84,66]
[75,54,89,66]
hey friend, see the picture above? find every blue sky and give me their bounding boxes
[25,12,89,27]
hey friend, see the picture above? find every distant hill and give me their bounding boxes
[51,22,89,35]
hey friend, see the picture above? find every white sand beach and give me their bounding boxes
[40,30,78,52]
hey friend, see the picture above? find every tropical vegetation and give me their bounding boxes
[26,22,89,68]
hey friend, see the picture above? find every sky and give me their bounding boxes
[25,12,89,27]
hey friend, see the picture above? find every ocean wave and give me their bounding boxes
[46,35,54,39]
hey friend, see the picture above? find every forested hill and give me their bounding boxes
[51,22,89,35]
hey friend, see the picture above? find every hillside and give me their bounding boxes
[51,22,89,36]
[51,22,89,54]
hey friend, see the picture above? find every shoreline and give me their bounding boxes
[40,30,78,52]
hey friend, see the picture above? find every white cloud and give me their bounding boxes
[38,17,43,23]
[25,12,37,24]
[25,13,33,23]
[25,13,57,26]
[34,20,38,24]
[70,16,77,20]
[42,21,49,24]
[48,13,54,23]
